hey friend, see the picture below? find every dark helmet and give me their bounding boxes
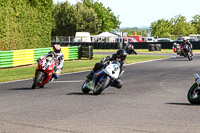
[53,44,61,54]
[116,49,127,61]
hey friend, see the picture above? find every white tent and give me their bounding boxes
[92,32,119,42]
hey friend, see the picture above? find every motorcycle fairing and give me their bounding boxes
[86,70,105,90]
[193,74,200,85]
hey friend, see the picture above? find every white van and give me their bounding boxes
[74,32,91,42]
[143,37,156,42]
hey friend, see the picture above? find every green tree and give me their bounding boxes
[120,27,147,36]
[151,19,173,37]
[191,14,200,34]
[82,0,121,32]
[171,15,196,36]
[150,15,197,37]
[75,2,101,34]
[52,1,77,36]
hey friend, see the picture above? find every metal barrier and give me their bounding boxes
[0,46,79,68]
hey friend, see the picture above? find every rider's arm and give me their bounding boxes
[37,51,54,62]
[188,41,193,49]
[100,56,111,64]
[57,54,64,69]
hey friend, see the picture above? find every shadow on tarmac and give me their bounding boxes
[166,102,200,106]
[66,92,115,96]
[8,87,33,90]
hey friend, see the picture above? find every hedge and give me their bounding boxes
[0,0,53,51]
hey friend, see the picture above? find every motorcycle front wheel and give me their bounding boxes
[187,83,200,104]
[188,52,193,61]
[32,72,43,89]
[93,76,110,95]
[81,80,91,93]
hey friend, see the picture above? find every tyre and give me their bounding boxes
[188,53,193,61]
[187,83,200,104]
[39,85,44,88]
[148,44,155,51]
[31,72,43,89]
[81,80,90,93]
[93,76,110,95]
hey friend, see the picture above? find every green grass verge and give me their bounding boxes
[94,49,200,53]
[0,54,168,83]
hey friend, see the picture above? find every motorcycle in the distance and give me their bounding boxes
[125,43,137,55]
[177,44,193,61]
[32,56,56,89]
[81,60,121,95]
[187,74,200,104]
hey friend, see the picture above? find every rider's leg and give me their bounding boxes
[111,78,123,89]
[86,62,102,80]
[51,68,62,81]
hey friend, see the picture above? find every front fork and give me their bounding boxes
[193,74,200,86]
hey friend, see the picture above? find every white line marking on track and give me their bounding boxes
[52,80,84,83]
[0,57,171,85]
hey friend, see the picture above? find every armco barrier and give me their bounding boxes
[0,51,13,68]
[0,46,79,68]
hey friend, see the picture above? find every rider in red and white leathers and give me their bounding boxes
[37,44,64,80]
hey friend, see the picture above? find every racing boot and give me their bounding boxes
[50,74,54,82]
[86,70,94,81]
[111,78,122,89]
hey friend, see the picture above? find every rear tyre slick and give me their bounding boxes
[93,77,110,95]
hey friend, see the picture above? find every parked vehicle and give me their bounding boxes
[124,37,138,43]
[157,38,174,42]
[187,73,200,104]
[32,56,56,89]
[128,35,143,42]
[81,60,121,95]
[124,43,137,55]
[176,36,197,42]
[142,37,157,42]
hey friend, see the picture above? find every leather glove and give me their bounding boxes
[37,58,41,63]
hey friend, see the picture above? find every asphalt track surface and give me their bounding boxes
[1,54,200,133]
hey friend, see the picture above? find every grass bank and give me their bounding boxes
[0,54,169,83]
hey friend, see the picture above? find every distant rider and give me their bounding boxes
[37,44,64,81]
[86,49,127,89]
[124,42,137,55]
[182,37,193,55]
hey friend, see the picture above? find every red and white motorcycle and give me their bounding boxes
[32,56,56,89]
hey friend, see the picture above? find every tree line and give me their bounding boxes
[52,0,121,36]
[150,14,200,37]
[119,14,200,38]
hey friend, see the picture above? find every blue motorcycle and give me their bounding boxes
[81,60,121,95]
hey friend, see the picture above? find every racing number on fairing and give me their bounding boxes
[113,64,119,71]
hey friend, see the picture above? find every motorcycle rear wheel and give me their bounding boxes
[93,76,110,95]
[187,83,200,104]
[32,72,43,89]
